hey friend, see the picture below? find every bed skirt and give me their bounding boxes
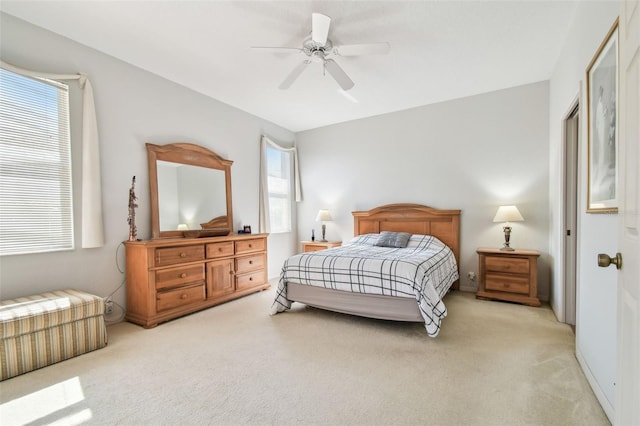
[287,282,424,322]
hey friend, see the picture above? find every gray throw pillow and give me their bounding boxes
[374,231,412,248]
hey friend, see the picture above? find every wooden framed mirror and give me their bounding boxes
[147,142,233,239]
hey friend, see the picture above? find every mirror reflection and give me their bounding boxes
[157,161,227,231]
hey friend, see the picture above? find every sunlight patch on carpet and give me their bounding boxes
[0,376,90,425]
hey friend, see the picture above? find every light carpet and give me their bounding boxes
[0,287,609,425]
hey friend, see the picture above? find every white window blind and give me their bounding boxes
[266,145,292,233]
[0,67,74,256]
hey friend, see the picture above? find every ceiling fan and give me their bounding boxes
[251,13,390,91]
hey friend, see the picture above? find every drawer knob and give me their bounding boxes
[180,273,187,278]
[180,252,187,258]
[219,248,223,252]
[249,260,253,264]
[248,244,252,248]
[249,277,253,281]
[181,294,187,299]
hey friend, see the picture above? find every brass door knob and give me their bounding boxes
[598,253,622,270]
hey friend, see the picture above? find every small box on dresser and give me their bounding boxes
[125,233,269,328]
[476,247,541,307]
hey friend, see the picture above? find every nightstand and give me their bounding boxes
[301,241,341,253]
[476,248,541,307]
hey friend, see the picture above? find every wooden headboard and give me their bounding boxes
[353,204,461,286]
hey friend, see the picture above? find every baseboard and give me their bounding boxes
[458,284,476,293]
[576,349,614,422]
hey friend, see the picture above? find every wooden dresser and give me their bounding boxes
[125,233,269,328]
[475,248,540,307]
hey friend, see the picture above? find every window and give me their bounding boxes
[0,68,74,255]
[266,145,292,233]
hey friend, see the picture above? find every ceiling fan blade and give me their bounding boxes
[312,13,331,46]
[324,59,354,91]
[333,42,391,56]
[250,47,303,54]
[278,60,311,90]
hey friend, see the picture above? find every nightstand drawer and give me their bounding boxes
[485,256,529,274]
[301,241,342,252]
[304,244,330,252]
[485,273,530,294]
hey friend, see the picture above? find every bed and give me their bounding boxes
[271,204,461,337]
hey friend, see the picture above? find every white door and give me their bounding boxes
[576,18,618,420]
[615,1,639,424]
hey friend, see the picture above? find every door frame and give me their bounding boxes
[561,94,580,325]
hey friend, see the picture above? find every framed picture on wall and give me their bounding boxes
[586,19,619,213]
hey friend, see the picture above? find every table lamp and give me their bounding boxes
[493,205,524,251]
[315,209,333,242]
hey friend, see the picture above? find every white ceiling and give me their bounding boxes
[1,1,578,133]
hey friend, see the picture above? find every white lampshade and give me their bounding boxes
[315,209,333,222]
[493,205,524,223]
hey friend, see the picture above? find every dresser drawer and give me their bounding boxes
[235,254,265,273]
[155,264,205,291]
[235,238,265,255]
[236,269,267,291]
[155,245,204,267]
[485,273,530,295]
[206,241,234,259]
[485,256,529,274]
[156,284,205,312]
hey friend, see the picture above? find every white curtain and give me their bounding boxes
[259,135,302,233]
[1,60,105,248]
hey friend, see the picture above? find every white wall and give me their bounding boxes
[0,13,295,312]
[296,82,551,297]
[548,1,620,419]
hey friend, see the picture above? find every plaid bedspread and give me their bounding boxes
[271,234,459,337]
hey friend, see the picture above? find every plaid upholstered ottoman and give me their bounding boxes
[0,289,107,380]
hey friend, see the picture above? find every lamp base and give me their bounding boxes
[501,226,514,251]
